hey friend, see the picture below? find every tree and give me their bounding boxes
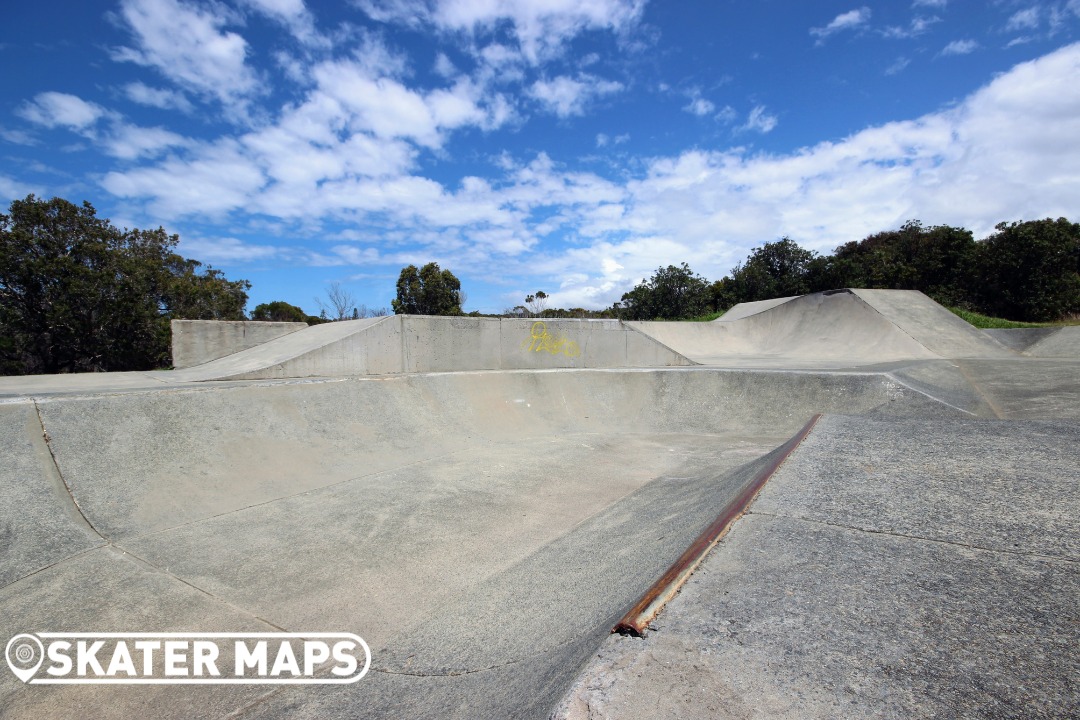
[711,238,817,309]
[316,281,357,321]
[618,263,712,320]
[0,195,249,375]
[974,218,1080,321]
[823,221,978,306]
[391,262,463,315]
[252,300,308,323]
[525,290,549,317]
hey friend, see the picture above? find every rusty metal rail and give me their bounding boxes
[613,413,822,637]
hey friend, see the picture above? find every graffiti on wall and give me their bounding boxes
[520,322,581,358]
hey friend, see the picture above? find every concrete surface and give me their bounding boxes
[170,320,308,368]
[1025,325,1080,358]
[1,290,1077,719]
[982,327,1061,352]
[556,416,1078,720]
[632,289,1019,368]
[982,326,1080,357]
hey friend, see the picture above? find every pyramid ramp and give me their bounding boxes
[850,289,1016,359]
[632,290,939,367]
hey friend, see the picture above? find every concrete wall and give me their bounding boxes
[177,316,694,381]
[170,320,308,368]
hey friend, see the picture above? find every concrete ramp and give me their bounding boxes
[716,296,798,322]
[632,289,1020,367]
[1024,326,1080,357]
[850,289,1016,358]
[633,290,937,367]
[174,316,692,381]
[982,327,1060,352]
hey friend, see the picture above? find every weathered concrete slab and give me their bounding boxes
[0,402,104,587]
[557,416,1080,719]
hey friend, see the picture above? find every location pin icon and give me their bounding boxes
[6,634,44,683]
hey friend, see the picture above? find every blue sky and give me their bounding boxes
[2,1,1079,315]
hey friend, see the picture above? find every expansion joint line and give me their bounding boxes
[29,400,286,636]
[33,398,106,541]
[749,512,1077,564]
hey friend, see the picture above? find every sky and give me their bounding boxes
[2,1,1079,315]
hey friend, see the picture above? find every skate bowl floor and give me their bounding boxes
[1,290,1077,719]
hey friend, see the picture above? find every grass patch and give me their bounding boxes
[947,307,1050,329]
[683,311,726,322]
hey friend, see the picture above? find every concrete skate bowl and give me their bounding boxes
[1,289,1077,719]
[3,366,955,719]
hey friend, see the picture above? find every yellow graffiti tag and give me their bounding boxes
[520,321,582,358]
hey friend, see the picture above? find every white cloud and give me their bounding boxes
[102,139,266,217]
[18,92,109,130]
[0,174,43,201]
[882,15,940,39]
[740,105,778,133]
[433,52,457,78]
[886,56,912,75]
[240,0,328,47]
[111,0,261,110]
[178,236,283,263]
[683,97,715,117]
[358,0,645,63]
[103,123,191,160]
[811,7,872,43]
[123,82,194,113]
[596,132,629,147]
[941,39,979,56]
[537,43,1080,308]
[0,128,38,146]
[93,36,1080,313]
[716,105,738,124]
[529,74,623,117]
[913,0,947,8]
[310,58,506,147]
[1006,7,1041,32]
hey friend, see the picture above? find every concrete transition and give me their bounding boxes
[0,289,1076,720]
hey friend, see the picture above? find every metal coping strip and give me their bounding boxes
[613,413,823,637]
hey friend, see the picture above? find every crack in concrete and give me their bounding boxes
[32,398,106,541]
[749,511,1077,563]
[116,545,288,631]
[370,630,583,678]
[0,544,104,593]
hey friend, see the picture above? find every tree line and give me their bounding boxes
[3,194,1076,375]
[614,219,1080,322]
[1,196,249,375]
